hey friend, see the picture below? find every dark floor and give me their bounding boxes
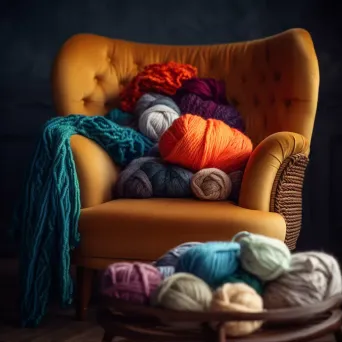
[0,258,337,342]
[0,259,104,342]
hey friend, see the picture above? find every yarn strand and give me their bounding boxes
[12,111,153,327]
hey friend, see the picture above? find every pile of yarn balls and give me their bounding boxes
[100,231,342,337]
[112,61,252,202]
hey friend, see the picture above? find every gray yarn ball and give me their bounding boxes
[263,251,342,309]
[115,157,193,199]
[138,104,180,141]
[135,93,181,141]
[228,170,243,202]
[134,93,181,116]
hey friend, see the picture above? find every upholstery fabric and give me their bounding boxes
[52,29,319,145]
[74,198,286,268]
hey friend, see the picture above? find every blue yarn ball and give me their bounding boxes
[105,108,135,127]
[156,266,175,279]
[175,242,241,288]
[115,157,193,198]
[155,242,203,267]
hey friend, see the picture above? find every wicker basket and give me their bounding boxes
[97,294,342,342]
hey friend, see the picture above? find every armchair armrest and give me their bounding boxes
[239,132,309,210]
[239,132,310,249]
[70,135,120,208]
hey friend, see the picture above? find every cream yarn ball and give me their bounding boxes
[151,272,213,312]
[210,283,264,337]
[191,168,232,201]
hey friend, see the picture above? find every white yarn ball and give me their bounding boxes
[263,251,342,309]
[134,93,180,116]
[138,104,180,141]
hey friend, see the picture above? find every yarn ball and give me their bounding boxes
[135,93,181,116]
[120,62,197,112]
[191,168,232,201]
[148,143,161,157]
[178,93,244,132]
[115,157,193,199]
[211,283,264,337]
[157,266,176,279]
[138,104,180,141]
[172,77,228,105]
[151,272,213,312]
[105,108,136,127]
[222,267,264,295]
[159,114,253,173]
[228,170,244,202]
[175,242,241,288]
[263,252,342,309]
[155,242,202,267]
[100,262,162,304]
[232,231,291,281]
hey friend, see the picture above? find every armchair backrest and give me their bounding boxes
[52,28,319,145]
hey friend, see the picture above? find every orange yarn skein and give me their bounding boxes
[159,114,253,173]
[119,61,197,113]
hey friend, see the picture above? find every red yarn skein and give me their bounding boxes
[159,114,253,173]
[100,262,162,304]
[119,61,197,113]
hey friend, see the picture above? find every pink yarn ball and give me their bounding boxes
[100,262,162,304]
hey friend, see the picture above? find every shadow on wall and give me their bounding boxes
[0,0,342,256]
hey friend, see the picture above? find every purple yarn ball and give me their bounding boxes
[178,93,245,132]
[173,77,228,105]
[100,262,162,304]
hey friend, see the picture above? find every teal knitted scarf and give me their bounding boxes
[12,109,153,327]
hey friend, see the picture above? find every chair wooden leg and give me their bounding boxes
[75,266,94,321]
[102,332,114,341]
[335,328,342,342]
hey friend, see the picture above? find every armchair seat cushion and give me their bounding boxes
[77,198,286,262]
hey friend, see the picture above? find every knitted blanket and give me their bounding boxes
[12,110,153,327]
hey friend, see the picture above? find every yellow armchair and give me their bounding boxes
[51,28,319,319]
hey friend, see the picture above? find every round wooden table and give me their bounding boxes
[97,295,342,342]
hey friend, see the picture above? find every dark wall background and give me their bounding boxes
[1,0,341,257]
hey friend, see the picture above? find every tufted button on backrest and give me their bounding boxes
[52,29,319,145]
